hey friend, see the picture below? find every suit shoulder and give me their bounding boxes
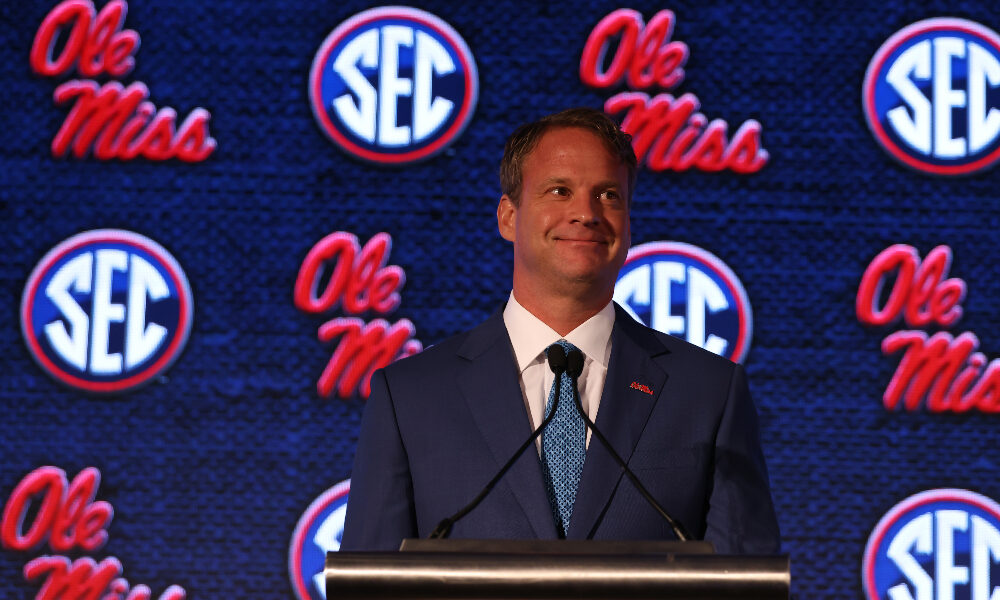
[629,319,741,379]
[382,327,469,376]
[614,301,738,373]
[380,312,508,381]
[662,329,738,364]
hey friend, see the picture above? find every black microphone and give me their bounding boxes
[566,347,584,379]
[429,344,570,539]
[564,348,691,542]
[548,341,568,373]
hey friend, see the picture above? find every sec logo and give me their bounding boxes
[289,479,351,600]
[613,241,752,363]
[21,230,193,393]
[309,6,478,164]
[863,18,1000,175]
[863,489,1000,600]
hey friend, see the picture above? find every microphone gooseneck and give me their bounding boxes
[428,344,569,539]
[430,343,690,543]
[564,348,691,542]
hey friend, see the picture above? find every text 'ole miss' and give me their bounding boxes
[1,466,186,600]
[581,9,768,174]
[30,0,215,162]
[857,245,1000,413]
[295,232,422,399]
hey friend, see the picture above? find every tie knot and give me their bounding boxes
[552,339,578,353]
[546,340,582,378]
[545,340,579,369]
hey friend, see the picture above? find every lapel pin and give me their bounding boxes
[629,381,653,395]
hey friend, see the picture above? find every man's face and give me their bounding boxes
[497,127,631,300]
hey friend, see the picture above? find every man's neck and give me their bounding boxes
[510,286,612,336]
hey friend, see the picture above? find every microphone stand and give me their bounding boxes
[429,346,691,543]
[429,345,569,539]
[564,349,691,542]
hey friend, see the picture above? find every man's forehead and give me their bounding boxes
[524,128,626,168]
[532,125,607,150]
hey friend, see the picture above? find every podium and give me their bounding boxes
[326,539,790,599]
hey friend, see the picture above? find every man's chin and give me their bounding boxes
[551,266,618,292]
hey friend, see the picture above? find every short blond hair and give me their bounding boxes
[499,108,637,206]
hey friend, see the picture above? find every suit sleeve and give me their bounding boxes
[704,362,781,554]
[340,368,417,551]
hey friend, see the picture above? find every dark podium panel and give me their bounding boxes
[326,540,790,599]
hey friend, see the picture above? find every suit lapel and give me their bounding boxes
[567,304,670,539]
[456,311,558,539]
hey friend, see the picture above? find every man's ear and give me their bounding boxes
[497,195,517,242]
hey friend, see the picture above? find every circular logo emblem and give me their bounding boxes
[862,489,1000,600]
[614,241,752,363]
[289,479,351,600]
[863,18,1000,175]
[309,6,478,164]
[21,230,193,393]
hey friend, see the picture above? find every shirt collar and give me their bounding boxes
[503,292,615,372]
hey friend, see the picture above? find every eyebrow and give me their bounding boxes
[593,180,623,190]
[536,177,622,189]
[538,177,571,187]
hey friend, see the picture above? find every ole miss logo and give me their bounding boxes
[309,7,478,164]
[614,241,752,363]
[863,18,1000,175]
[21,230,193,393]
[289,479,351,600]
[863,489,1000,600]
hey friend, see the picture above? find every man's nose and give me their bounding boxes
[568,192,600,224]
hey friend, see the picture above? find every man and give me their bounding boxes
[340,108,780,554]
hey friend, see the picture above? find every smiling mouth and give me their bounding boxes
[556,237,606,244]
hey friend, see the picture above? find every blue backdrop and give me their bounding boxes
[3,1,1000,599]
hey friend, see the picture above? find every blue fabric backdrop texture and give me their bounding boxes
[2,1,1000,599]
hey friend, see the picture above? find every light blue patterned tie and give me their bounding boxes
[541,340,586,537]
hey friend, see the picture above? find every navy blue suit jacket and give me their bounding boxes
[340,304,780,554]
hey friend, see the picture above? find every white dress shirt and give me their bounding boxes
[502,292,615,448]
